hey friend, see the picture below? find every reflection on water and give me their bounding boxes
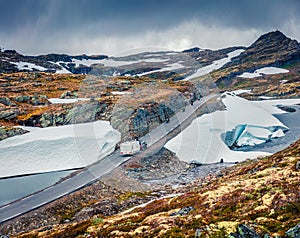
[0,170,75,207]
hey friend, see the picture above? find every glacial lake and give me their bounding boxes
[0,103,299,207]
[0,170,75,207]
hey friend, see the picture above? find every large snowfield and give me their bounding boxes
[165,93,300,164]
[0,121,120,178]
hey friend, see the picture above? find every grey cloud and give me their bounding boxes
[0,0,299,54]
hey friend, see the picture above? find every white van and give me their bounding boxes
[120,141,141,155]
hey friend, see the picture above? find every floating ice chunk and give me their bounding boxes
[232,125,285,147]
[271,129,285,138]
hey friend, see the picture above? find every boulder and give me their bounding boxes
[0,109,19,120]
[286,223,300,237]
[60,91,76,99]
[15,95,31,103]
[170,206,195,216]
[229,224,260,238]
[30,95,49,106]
[40,113,53,127]
[295,161,300,171]
[0,126,29,141]
[0,97,12,106]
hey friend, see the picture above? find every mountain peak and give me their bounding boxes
[249,30,299,50]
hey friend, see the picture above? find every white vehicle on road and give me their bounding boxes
[120,140,147,155]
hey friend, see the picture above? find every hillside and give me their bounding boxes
[0,30,300,237]
[8,138,300,237]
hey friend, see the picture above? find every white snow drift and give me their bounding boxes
[238,67,289,78]
[12,61,47,71]
[137,62,185,76]
[48,98,90,104]
[0,121,120,178]
[165,93,292,164]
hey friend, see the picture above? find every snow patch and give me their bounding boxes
[232,89,252,95]
[137,62,185,76]
[238,67,289,78]
[258,96,275,100]
[184,49,244,80]
[11,61,47,71]
[0,121,121,178]
[48,98,90,104]
[56,67,72,74]
[111,91,132,95]
[143,58,169,63]
[72,58,141,67]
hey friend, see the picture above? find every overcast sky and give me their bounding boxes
[1,0,300,56]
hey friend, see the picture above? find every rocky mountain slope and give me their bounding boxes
[0,30,300,237]
[0,49,108,74]
[1,31,299,100]
[210,31,300,98]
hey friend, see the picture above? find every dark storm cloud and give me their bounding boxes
[0,0,300,54]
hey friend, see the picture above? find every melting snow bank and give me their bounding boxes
[165,92,291,164]
[238,67,289,78]
[48,98,90,104]
[0,121,120,178]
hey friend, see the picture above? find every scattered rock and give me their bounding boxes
[295,161,300,171]
[0,97,12,106]
[278,105,296,113]
[286,223,300,237]
[170,206,195,216]
[60,91,77,99]
[0,109,19,120]
[15,95,31,103]
[0,126,29,141]
[126,148,190,181]
[229,224,260,238]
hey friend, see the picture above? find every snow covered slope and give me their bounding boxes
[165,93,293,164]
[0,121,120,178]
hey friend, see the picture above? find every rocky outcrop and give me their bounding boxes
[19,101,108,127]
[0,97,12,106]
[14,95,49,105]
[0,108,19,120]
[129,103,175,138]
[229,224,260,238]
[0,126,29,141]
[286,223,300,237]
[126,148,190,181]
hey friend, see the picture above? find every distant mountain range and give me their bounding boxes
[0,31,300,97]
[0,30,300,89]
